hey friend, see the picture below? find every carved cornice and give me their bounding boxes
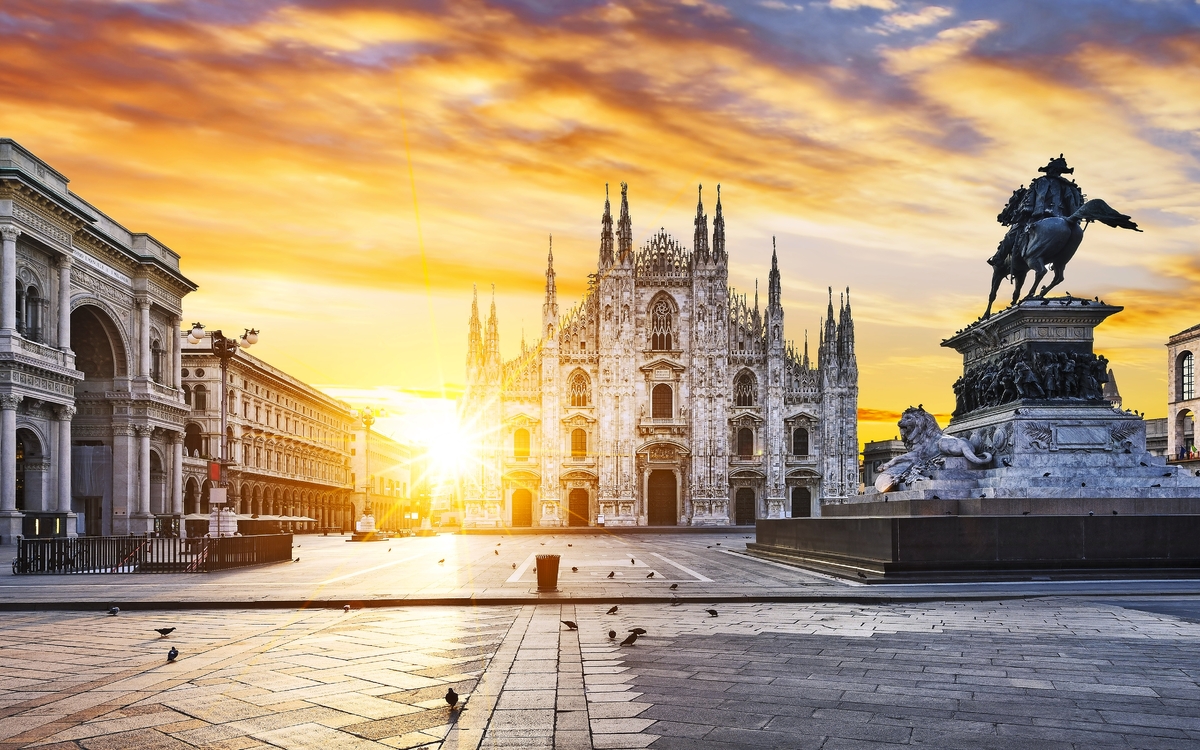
[0,393,22,409]
[0,181,90,229]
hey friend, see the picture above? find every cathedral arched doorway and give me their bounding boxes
[735,487,756,525]
[647,471,677,526]
[568,489,589,527]
[790,486,811,518]
[511,489,533,527]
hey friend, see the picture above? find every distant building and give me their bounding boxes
[1145,417,1167,457]
[861,439,906,491]
[351,423,413,532]
[1103,369,1121,409]
[181,335,354,535]
[1167,324,1200,461]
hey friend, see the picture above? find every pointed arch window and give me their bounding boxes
[569,371,591,407]
[571,428,587,458]
[651,299,674,351]
[734,371,756,407]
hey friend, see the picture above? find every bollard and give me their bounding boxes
[536,554,560,592]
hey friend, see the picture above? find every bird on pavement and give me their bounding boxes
[1112,510,1119,515]
[496,542,501,546]
[154,628,174,637]
[607,571,615,579]
[1043,472,1051,477]
[646,572,655,579]
[540,543,545,546]
[608,630,617,639]
[630,558,635,564]
[445,687,459,708]
[294,557,300,563]
[1022,511,1030,516]
[1140,461,1149,467]
[108,607,119,616]
[387,548,392,553]
[671,599,681,607]
[628,628,647,635]
[1088,511,1095,516]
[343,605,350,612]
[707,545,712,548]
[568,544,573,547]
[167,647,178,663]
[561,620,579,631]
[715,543,720,546]
[620,632,638,646]
[669,583,678,590]
[857,571,867,579]
[438,559,445,564]
[706,609,718,617]
[571,566,579,573]
[494,550,499,555]
[606,606,619,615]
[512,563,517,569]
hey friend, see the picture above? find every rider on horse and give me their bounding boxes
[987,154,1084,277]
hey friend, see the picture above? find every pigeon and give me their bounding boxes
[494,550,499,555]
[343,605,350,612]
[706,609,718,617]
[167,647,178,663]
[387,548,392,553]
[497,542,501,546]
[707,545,713,549]
[1152,483,1161,488]
[294,557,300,562]
[1081,482,1086,487]
[561,620,579,631]
[715,543,720,546]
[630,559,636,564]
[607,571,615,579]
[1140,461,1149,467]
[945,511,954,515]
[628,628,647,635]
[857,571,867,579]
[620,632,638,646]
[606,606,619,615]
[568,544,573,547]
[541,543,545,546]
[108,607,119,616]
[1112,510,1119,515]
[1088,511,1095,516]
[438,559,445,564]
[1043,472,1051,477]
[1164,472,1174,478]
[646,572,655,579]
[669,583,678,590]
[445,687,459,708]
[1022,511,1030,516]
[1001,458,1012,467]
[608,630,617,639]
[511,563,517,569]
[154,628,175,637]
[571,566,579,572]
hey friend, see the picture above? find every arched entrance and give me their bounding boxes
[735,488,756,525]
[568,489,589,527]
[511,489,533,527]
[1177,409,1195,459]
[15,429,45,512]
[647,471,677,526]
[790,486,812,518]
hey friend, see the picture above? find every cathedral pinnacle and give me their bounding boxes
[600,184,614,268]
[544,235,558,322]
[617,181,633,263]
[468,284,483,368]
[712,183,725,262]
[694,184,709,261]
[768,237,781,308]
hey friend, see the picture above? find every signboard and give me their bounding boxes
[208,461,222,482]
[208,488,227,505]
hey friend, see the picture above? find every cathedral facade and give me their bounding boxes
[459,185,858,528]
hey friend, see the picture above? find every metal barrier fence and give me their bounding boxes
[11,534,293,574]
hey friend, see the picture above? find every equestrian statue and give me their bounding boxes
[983,155,1141,319]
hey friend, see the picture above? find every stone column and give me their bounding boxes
[170,431,184,517]
[137,426,152,515]
[54,405,77,535]
[0,226,17,333]
[56,255,72,351]
[0,394,23,543]
[136,297,150,379]
[170,316,182,389]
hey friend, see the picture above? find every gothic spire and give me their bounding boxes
[543,236,558,323]
[693,184,709,262]
[768,238,781,308]
[486,284,499,361]
[803,329,810,369]
[712,183,725,262]
[838,286,855,362]
[617,181,633,263]
[468,284,483,366]
[599,184,614,268]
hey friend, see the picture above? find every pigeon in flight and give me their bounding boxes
[445,687,459,708]
[646,572,655,579]
[561,620,579,631]
[154,628,175,638]
[706,609,718,617]
[669,583,678,590]
[571,566,579,572]
[606,606,619,615]
[167,647,179,663]
[619,632,638,646]
[108,607,119,616]
[628,628,647,635]
[607,571,615,579]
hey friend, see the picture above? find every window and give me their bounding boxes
[513,428,530,458]
[16,284,43,342]
[1182,352,1195,401]
[193,385,207,412]
[571,428,587,457]
[150,339,164,383]
[651,299,673,350]
[738,427,754,458]
[569,371,591,407]
[183,385,192,406]
[228,390,236,415]
[652,384,672,419]
[734,372,756,407]
[580,341,586,351]
[792,427,809,456]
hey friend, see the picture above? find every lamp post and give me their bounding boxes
[188,323,258,534]
[359,407,375,527]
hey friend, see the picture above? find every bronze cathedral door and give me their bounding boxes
[647,471,677,526]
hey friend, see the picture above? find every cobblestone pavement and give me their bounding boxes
[3,598,1200,749]
[5,534,1200,606]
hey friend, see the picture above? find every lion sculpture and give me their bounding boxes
[874,406,993,493]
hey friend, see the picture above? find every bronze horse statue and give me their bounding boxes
[984,198,1140,318]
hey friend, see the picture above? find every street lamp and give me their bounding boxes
[190,324,258,532]
[359,407,375,526]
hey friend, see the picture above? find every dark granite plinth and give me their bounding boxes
[749,516,1200,582]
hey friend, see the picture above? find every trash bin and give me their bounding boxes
[536,554,560,592]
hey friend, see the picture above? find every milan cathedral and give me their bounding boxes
[459,184,858,528]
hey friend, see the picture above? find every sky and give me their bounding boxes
[2,0,1198,445]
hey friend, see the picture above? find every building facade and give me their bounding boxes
[1168,324,1200,462]
[350,422,413,532]
[181,335,355,533]
[1,139,194,542]
[459,184,858,528]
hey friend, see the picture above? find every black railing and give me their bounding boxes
[12,534,293,575]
